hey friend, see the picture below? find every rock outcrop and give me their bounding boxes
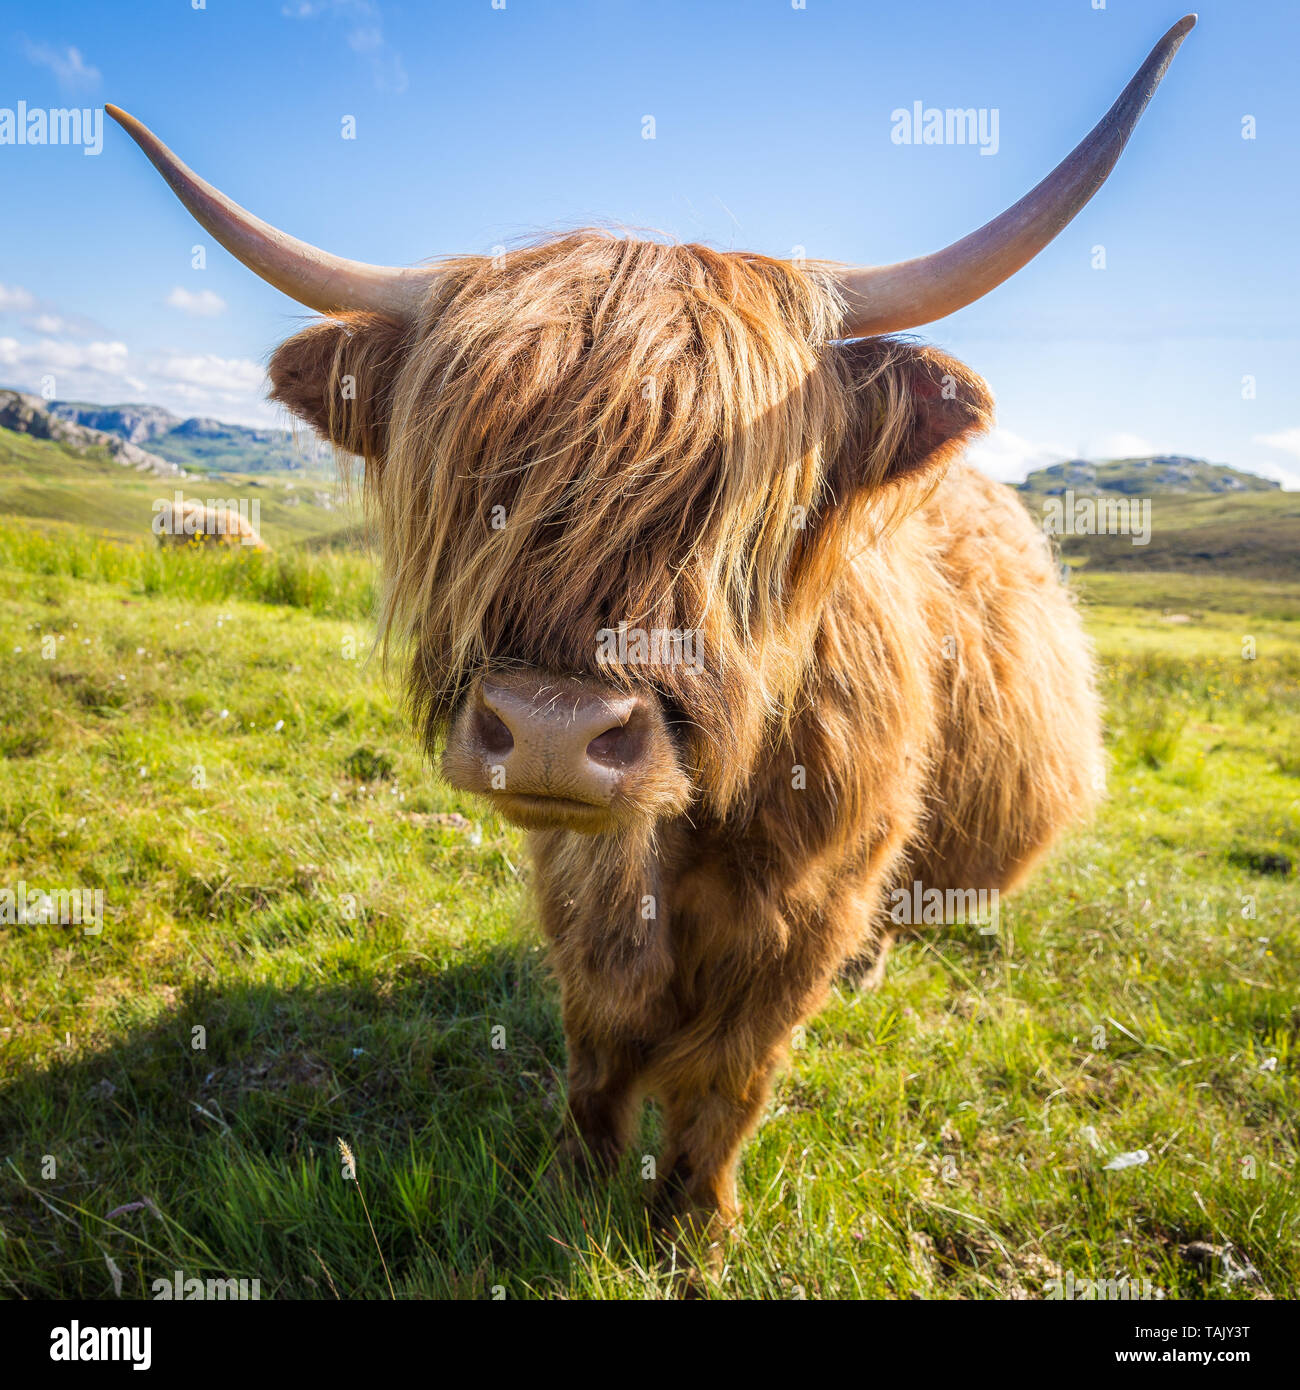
[0,390,187,479]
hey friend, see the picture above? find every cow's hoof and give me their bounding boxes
[649,1175,732,1289]
[542,1129,618,1197]
[652,1222,727,1295]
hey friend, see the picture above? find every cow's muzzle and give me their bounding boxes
[441,670,689,832]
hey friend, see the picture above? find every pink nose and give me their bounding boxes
[445,672,651,806]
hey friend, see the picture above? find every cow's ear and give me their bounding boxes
[833,338,993,491]
[268,313,409,463]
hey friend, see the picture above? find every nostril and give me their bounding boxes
[473,707,514,758]
[587,717,646,769]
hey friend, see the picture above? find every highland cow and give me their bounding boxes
[107,18,1194,1250]
[152,497,266,550]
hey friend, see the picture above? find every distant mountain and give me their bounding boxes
[1018,456,1280,498]
[0,390,184,479]
[1014,455,1298,580]
[45,401,178,446]
[45,398,329,476]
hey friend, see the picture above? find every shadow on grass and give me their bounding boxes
[0,943,666,1299]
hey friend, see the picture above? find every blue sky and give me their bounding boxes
[1,0,1297,485]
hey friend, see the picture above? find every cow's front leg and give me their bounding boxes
[554,1024,646,1178]
[534,831,672,1180]
[653,1081,771,1240]
[644,897,849,1257]
[650,1006,814,1245]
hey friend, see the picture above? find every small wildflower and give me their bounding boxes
[1104,1149,1149,1171]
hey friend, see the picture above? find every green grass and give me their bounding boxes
[0,535,1296,1300]
[1077,570,1300,624]
[0,517,376,620]
[1035,489,1300,579]
[0,428,356,548]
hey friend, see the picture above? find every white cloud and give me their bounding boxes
[965,427,1068,485]
[0,282,272,421]
[1250,429,1300,489]
[166,287,227,317]
[153,353,265,396]
[0,284,38,313]
[21,41,101,94]
[282,0,407,92]
[0,286,106,340]
[348,25,383,51]
[0,317,275,426]
[1248,460,1300,490]
[27,313,71,334]
[1088,431,1160,460]
[0,335,130,376]
[1253,427,1300,459]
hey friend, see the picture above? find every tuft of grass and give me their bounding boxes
[344,747,395,783]
[1127,701,1186,770]
[1226,847,1292,878]
[1272,734,1300,779]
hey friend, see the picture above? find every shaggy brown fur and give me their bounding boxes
[269,230,1103,1249]
[154,499,266,550]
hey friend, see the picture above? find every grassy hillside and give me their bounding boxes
[1019,478,1300,579]
[0,428,358,550]
[0,509,1295,1299]
[1076,571,1300,621]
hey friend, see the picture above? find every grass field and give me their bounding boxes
[0,517,1296,1300]
[1053,490,1300,580]
[0,429,352,550]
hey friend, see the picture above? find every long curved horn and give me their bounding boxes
[106,104,439,319]
[834,14,1196,337]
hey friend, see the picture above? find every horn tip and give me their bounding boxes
[104,104,137,135]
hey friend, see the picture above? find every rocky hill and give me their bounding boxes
[0,390,185,479]
[1018,456,1280,498]
[45,401,178,446]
